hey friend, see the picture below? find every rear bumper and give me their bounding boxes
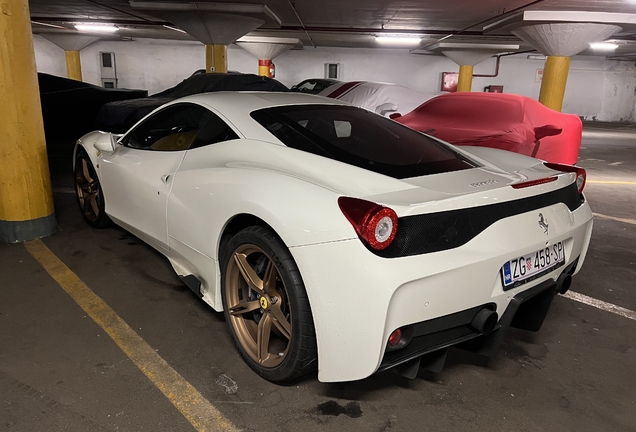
[290,199,593,382]
[378,259,578,377]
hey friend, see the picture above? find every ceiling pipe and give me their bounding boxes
[472,49,534,77]
[286,0,316,48]
[278,26,488,36]
[129,1,280,24]
[31,17,505,37]
[79,0,159,24]
[416,0,550,50]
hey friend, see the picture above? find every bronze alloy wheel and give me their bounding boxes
[225,244,292,368]
[74,151,111,228]
[75,157,101,223]
[222,226,317,382]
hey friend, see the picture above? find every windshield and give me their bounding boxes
[251,105,478,179]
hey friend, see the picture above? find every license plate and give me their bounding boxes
[501,242,565,290]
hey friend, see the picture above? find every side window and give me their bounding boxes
[124,103,213,151]
[190,113,239,149]
[297,81,316,92]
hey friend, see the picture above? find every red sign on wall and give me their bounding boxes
[441,72,459,92]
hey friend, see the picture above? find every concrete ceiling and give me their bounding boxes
[28,0,636,55]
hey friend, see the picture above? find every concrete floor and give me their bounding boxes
[1,128,635,432]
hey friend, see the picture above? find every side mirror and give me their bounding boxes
[376,103,399,116]
[534,124,562,141]
[93,132,117,152]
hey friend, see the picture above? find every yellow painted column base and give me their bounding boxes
[539,56,571,112]
[456,65,474,92]
[0,0,56,242]
[214,45,227,73]
[205,44,214,73]
[205,44,228,73]
[258,59,271,77]
[65,50,82,81]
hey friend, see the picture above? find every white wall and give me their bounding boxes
[33,35,636,122]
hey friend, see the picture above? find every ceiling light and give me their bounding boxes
[375,35,421,45]
[74,23,119,33]
[590,42,618,50]
[527,54,546,60]
[163,25,186,33]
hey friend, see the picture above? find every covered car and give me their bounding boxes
[74,92,592,383]
[38,72,147,142]
[96,72,288,133]
[291,78,341,94]
[393,92,583,164]
[319,81,440,116]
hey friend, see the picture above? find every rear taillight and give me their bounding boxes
[338,197,398,250]
[544,162,587,193]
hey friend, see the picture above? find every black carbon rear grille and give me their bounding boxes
[379,326,476,370]
[376,183,583,258]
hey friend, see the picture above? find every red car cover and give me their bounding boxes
[393,92,582,164]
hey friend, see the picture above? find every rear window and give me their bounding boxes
[251,105,478,179]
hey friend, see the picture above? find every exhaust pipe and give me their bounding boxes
[471,308,498,335]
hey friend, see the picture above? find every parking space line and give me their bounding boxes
[587,180,636,185]
[593,213,636,225]
[564,291,636,322]
[24,239,239,432]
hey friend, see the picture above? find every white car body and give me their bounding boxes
[75,92,593,382]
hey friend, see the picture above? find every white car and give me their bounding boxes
[74,92,593,383]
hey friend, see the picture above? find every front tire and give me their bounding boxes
[221,226,317,383]
[74,150,111,228]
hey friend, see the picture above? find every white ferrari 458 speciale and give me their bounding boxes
[74,92,593,383]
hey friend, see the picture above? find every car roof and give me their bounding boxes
[171,91,353,143]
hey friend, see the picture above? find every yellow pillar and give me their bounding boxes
[205,44,228,73]
[258,59,271,77]
[0,0,56,242]
[65,50,82,81]
[205,44,214,73]
[213,44,227,73]
[539,56,571,112]
[456,65,474,92]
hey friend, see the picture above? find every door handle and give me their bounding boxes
[161,174,171,184]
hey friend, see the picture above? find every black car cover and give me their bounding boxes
[96,73,289,133]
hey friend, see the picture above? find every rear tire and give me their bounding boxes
[221,226,317,383]
[74,150,112,228]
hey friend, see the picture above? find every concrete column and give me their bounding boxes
[205,44,213,73]
[258,59,271,77]
[538,56,571,111]
[39,34,100,82]
[512,23,621,111]
[213,44,227,73]
[457,65,475,92]
[436,44,519,93]
[0,0,56,242]
[236,37,300,78]
[205,44,228,73]
[65,50,82,81]
[129,3,285,73]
